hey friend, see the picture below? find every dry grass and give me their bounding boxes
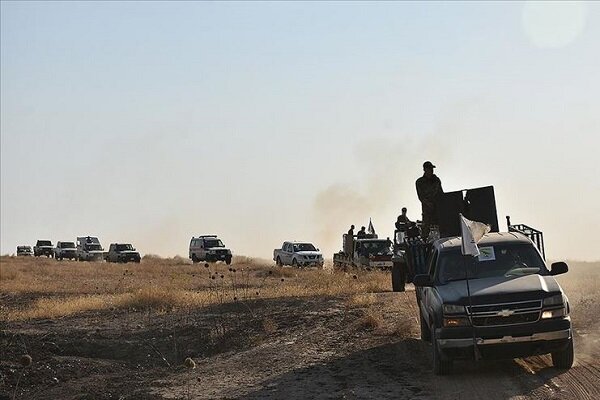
[0,255,390,321]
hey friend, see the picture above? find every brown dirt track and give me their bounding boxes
[1,257,599,399]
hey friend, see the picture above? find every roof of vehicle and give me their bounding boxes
[356,238,389,242]
[434,232,531,251]
[284,241,315,244]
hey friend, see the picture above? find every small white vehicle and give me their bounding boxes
[76,236,105,262]
[189,235,232,265]
[54,241,77,260]
[17,246,33,256]
[273,241,324,267]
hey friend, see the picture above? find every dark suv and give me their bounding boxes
[414,232,572,375]
[105,243,141,263]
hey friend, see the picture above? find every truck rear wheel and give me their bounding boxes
[391,262,406,292]
[551,338,574,369]
[292,258,298,267]
[432,324,453,375]
[191,254,199,264]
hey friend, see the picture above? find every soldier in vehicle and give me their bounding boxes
[357,226,367,238]
[416,161,443,240]
[347,225,355,237]
[395,207,412,232]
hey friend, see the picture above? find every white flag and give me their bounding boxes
[367,218,376,235]
[460,214,491,257]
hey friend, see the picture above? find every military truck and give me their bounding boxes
[105,243,141,263]
[34,240,54,258]
[54,241,77,260]
[404,185,573,374]
[333,233,393,270]
[76,236,105,262]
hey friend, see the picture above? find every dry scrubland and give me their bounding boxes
[0,255,388,321]
[1,256,599,400]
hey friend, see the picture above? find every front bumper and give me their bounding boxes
[118,253,141,262]
[206,253,231,261]
[298,259,324,266]
[59,251,77,259]
[436,317,572,359]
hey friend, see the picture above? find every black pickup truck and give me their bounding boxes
[414,232,572,375]
[34,240,54,258]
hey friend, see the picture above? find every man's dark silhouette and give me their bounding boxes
[395,207,412,231]
[416,161,443,240]
[357,226,367,238]
[347,225,355,237]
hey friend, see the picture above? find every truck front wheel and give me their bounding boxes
[419,310,431,342]
[225,257,232,265]
[551,338,574,369]
[432,324,453,375]
[276,257,283,267]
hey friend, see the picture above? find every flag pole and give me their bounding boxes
[460,214,481,361]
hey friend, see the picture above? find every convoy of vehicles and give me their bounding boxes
[54,241,77,260]
[189,235,232,265]
[273,241,324,267]
[16,246,33,256]
[76,236,105,262]
[333,233,393,270]
[33,240,54,258]
[105,243,141,263]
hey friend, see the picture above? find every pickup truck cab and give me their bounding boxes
[274,241,324,267]
[34,240,54,258]
[17,246,33,256]
[189,235,232,265]
[54,241,77,260]
[414,232,572,375]
[105,243,141,263]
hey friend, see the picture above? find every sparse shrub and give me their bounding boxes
[262,317,278,334]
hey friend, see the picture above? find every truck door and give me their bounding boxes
[199,239,206,260]
[420,250,439,318]
[282,243,291,264]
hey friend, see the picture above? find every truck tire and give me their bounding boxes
[292,258,298,267]
[225,257,232,265]
[276,257,283,267]
[551,338,574,369]
[191,254,199,264]
[391,262,406,292]
[432,323,453,375]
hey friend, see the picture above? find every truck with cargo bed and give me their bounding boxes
[405,185,573,374]
[34,240,54,258]
[54,241,77,260]
[77,236,105,262]
[333,233,393,270]
[105,243,141,263]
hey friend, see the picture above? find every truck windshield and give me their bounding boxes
[61,242,76,248]
[116,244,133,251]
[438,243,547,284]
[204,239,224,248]
[37,241,52,246]
[293,243,316,252]
[358,241,391,256]
[86,244,103,251]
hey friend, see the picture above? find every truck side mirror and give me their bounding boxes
[550,262,568,276]
[413,274,434,287]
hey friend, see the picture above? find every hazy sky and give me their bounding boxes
[2,1,599,261]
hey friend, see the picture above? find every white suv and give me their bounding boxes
[189,235,232,265]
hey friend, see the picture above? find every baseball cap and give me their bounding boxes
[423,161,436,169]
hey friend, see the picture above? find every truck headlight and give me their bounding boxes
[543,294,565,307]
[443,304,466,315]
[542,308,567,319]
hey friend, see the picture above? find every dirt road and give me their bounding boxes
[3,286,599,400]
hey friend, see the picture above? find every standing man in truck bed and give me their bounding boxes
[416,161,443,240]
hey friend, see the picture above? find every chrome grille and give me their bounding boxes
[467,300,542,327]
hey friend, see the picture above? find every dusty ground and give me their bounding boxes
[1,257,599,399]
